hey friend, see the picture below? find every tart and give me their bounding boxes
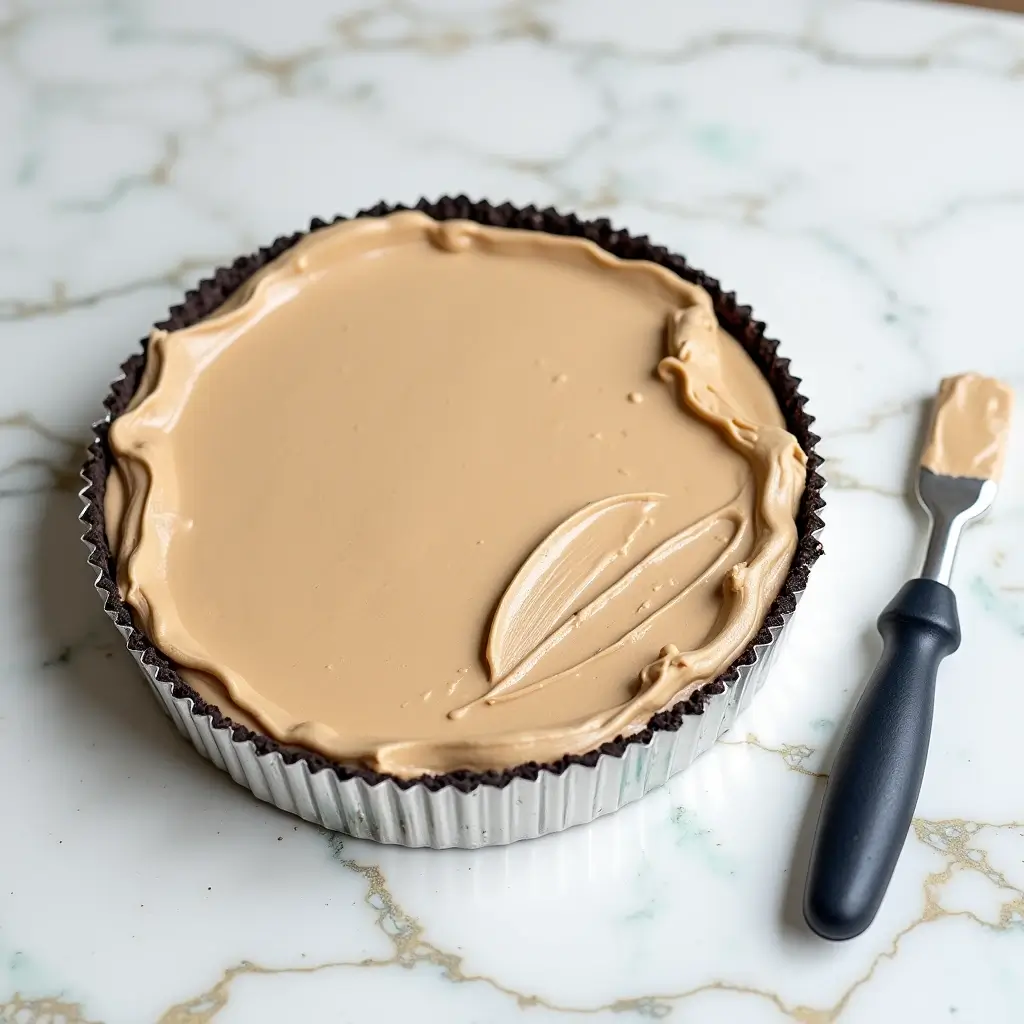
[82,198,824,847]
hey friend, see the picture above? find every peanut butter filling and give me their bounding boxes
[920,373,1014,481]
[105,212,807,777]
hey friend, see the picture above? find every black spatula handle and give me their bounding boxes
[804,578,960,940]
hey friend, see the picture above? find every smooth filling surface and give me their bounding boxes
[105,212,807,776]
[920,373,1014,481]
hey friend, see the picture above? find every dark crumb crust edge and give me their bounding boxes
[81,196,825,794]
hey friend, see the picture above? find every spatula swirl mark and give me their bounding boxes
[482,493,749,709]
[451,487,748,719]
[449,494,662,720]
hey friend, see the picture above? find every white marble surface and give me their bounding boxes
[3,0,1024,1020]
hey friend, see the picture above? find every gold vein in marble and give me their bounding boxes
[60,134,180,214]
[722,731,827,779]
[11,790,1024,1024]
[0,994,102,1024]
[0,413,85,498]
[152,808,1024,1024]
[0,411,80,449]
[4,0,1024,323]
[0,258,226,322]
[823,466,904,500]
[826,399,921,440]
[0,454,82,498]
[6,734,1012,1024]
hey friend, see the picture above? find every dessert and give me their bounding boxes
[83,199,824,846]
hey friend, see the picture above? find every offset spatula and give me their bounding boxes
[804,373,1014,941]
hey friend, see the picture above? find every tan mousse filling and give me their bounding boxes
[105,212,807,777]
[920,373,1014,481]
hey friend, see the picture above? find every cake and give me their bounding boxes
[82,198,824,847]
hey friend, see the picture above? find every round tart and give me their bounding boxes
[82,198,823,847]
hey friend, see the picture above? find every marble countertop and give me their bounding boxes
[4,0,1024,1020]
